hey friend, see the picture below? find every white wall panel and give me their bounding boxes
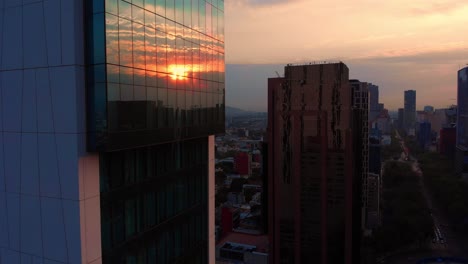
[41,197,68,263]
[20,195,42,257]
[20,133,39,195]
[43,0,62,66]
[38,134,61,198]
[1,248,20,263]
[6,193,20,251]
[35,68,54,133]
[4,133,21,192]
[56,134,79,200]
[21,69,38,133]
[50,67,78,133]
[1,71,22,131]
[63,200,82,264]
[1,6,22,70]
[23,2,47,68]
[0,192,8,248]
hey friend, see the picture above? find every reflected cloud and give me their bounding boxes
[105,2,225,85]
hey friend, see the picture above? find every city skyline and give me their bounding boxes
[224,0,468,112]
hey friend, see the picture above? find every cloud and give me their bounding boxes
[410,1,468,15]
[225,0,301,7]
[351,45,468,65]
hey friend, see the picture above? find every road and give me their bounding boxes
[379,131,467,263]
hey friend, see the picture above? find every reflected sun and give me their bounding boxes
[168,64,188,80]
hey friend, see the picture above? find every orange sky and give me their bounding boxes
[224,0,468,111]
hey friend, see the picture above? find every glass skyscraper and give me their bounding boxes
[0,0,224,263]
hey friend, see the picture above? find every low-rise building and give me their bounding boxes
[216,233,268,264]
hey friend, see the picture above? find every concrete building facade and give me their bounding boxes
[268,63,361,264]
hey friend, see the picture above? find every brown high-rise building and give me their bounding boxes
[267,62,361,264]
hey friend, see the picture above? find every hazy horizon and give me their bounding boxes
[224,0,468,112]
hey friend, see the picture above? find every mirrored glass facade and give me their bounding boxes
[100,139,209,263]
[86,0,225,151]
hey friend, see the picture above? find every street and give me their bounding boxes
[380,131,468,263]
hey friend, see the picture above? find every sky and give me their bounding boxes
[223,0,468,112]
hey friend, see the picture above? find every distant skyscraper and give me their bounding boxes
[418,122,432,149]
[268,63,361,264]
[0,1,224,263]
[350,80,369,230]
[404,90,417,135]
[368,83,380,120]
[456,67,468,176]
[398,108,405,130]
[368,83,379,112]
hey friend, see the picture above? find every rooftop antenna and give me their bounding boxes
[275,71,281,78]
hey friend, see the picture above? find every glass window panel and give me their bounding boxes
[175,37,184,67]
[145,27,157,71]
[134,69,146,85]
[218,10,224,42]
[119,0,132,20]
[184,0,191,27]
[132,4,145,24]
[147,88,158,128]
[121,84,134,101]
[158,88,167,127]
[175,22,183,38]
[133,0,144,8]
[156,31,167,73]
[166,183,174,217]
[134,85,146,101]
[144,9,155,28]
[106,14,119,64]
[145,0,156,12]
[105,0,118,14]
[119,18,133,67]
[186,92,192,126]
[211,5,217,39]
[166,19,176,37]
[158,189,166,222]
[125,199,136,238]
[166,0,175,20]
[175,0,184,24]
[177,89,185,110]
[198,1,205,34]
[192,0,199,31]
[155,0,165,16]
[219,0,224,11]
[133,22,145,69]
[166,36,176,75]
[155,14,166,32]
[120,66,133,84]
[107,64,119,83]
[146,71,158,87]
[112,204,125,244]
[108,83,120,101]
[158,74,168,88]
[167,88,177,109]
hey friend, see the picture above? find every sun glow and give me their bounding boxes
[168,65,188,80]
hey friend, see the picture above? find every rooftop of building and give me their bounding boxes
[216,232,269,253]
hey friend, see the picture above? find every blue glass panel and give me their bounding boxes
[92,13,106,64]
[93,0,104,13]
